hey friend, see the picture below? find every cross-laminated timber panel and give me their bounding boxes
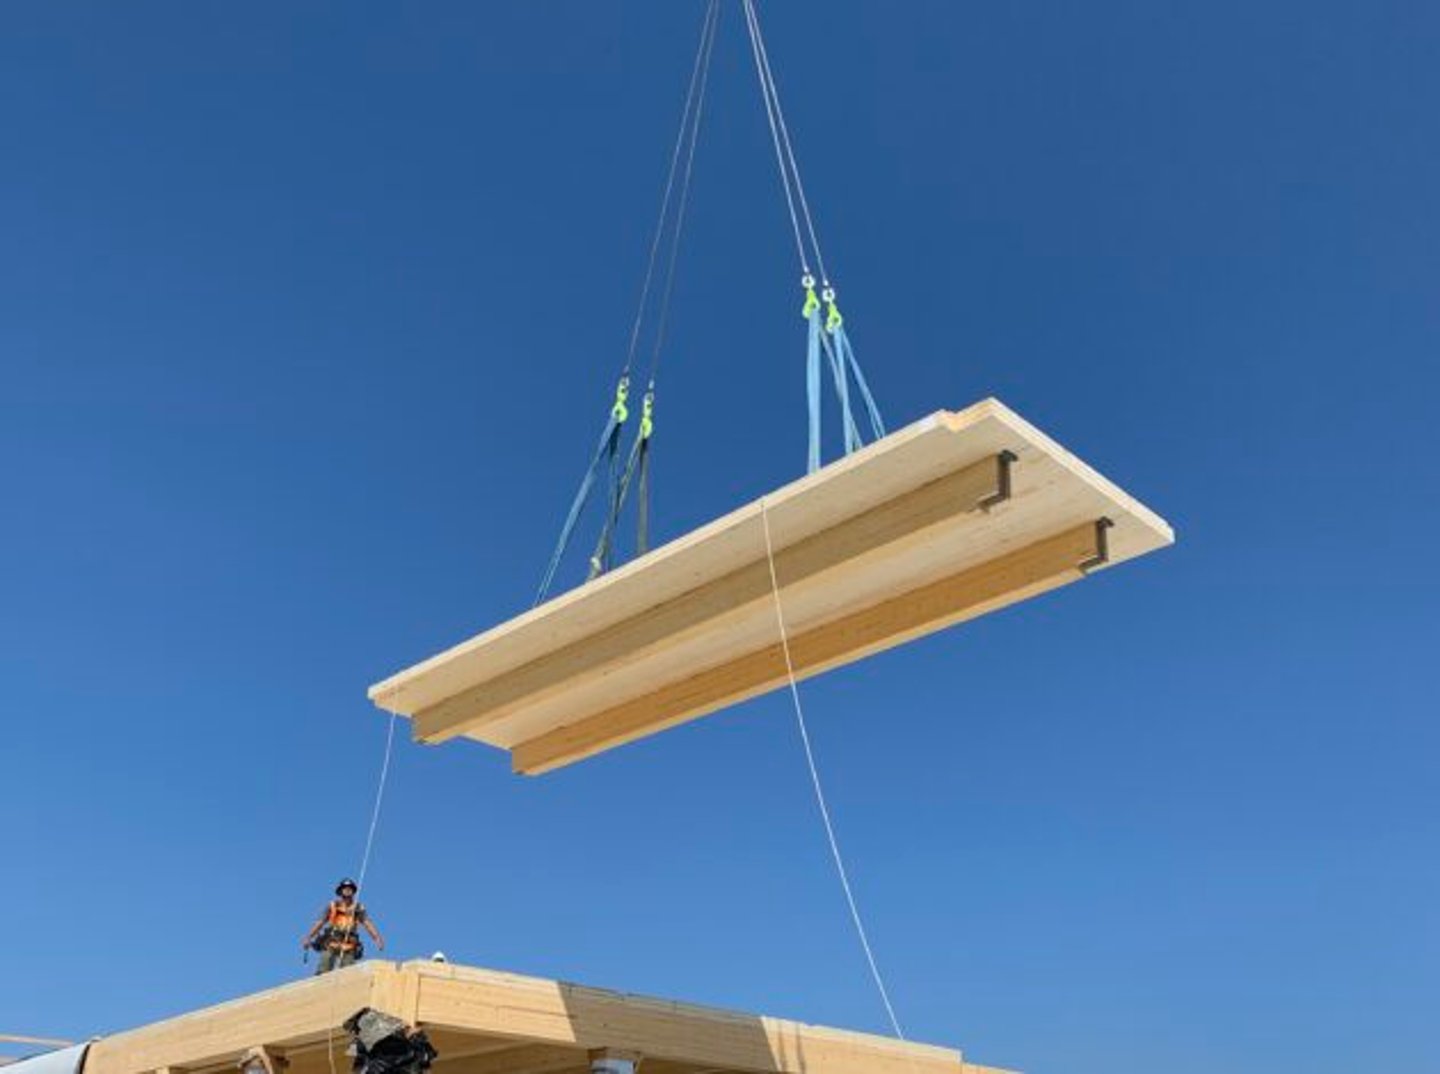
[369,397,1174,773]
[80,962,994,1074]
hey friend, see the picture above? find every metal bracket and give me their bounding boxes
[977,450,1018,512]
[1078,517,1114,574]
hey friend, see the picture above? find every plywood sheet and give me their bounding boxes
[369,398,1173,773]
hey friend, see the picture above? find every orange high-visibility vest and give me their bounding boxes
[325,900,365,951]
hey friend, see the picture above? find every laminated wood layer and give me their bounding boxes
[369,398,1174,772]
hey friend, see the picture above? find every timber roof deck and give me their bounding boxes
[81,961,1012,1074]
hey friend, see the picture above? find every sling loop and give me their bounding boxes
[587,401,652,580]
[805,285,824,474]
[536,407,624,605]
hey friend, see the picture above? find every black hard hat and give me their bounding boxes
[335,877,359,895]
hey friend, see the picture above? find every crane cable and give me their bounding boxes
[588,0,720,579]
[537,0,719,602]
[741,0,828,284]
[626,0,722,382]
[742,0,884,477]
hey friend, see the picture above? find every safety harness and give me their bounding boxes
[319,899,367,955]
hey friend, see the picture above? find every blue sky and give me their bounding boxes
[2,3,1436,1072]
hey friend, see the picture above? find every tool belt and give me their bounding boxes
[320,928,364,956]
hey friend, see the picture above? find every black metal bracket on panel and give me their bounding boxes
[1078,517,1115,574]
[978,450,1018,512]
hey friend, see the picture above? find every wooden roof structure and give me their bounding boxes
[81,961,1012,1074]
[370,398,1174,773]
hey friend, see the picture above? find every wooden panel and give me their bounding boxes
[370,960,422,1024]
[84,964,378,1074]
[436,1045,586,1074]
[409,963,962,1074]
[413,455,1005,743]
[512,521,1102,773]
[426,1037,526,1064]
[71,962,977,1074]
[368,398,1172,774]
[374,410,996,714]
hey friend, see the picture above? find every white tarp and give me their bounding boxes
[0,1045,88,1074]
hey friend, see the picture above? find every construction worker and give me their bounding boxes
[302,878,385,974]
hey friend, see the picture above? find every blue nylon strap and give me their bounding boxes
[820,328,864,454]
[636,436,652,556]
[803,314,885,473]
[588,428,647,580]
[599,421,624,570]
[806,307,823,473]
[835,325,885,441]
[535,413,622,605]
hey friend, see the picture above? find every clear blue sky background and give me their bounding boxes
[2,3,1436,1072]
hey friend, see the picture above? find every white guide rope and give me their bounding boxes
[758,498,906,1040]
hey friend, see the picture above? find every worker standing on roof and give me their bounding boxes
[302,878,385,974]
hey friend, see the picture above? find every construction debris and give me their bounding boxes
[342,1010,436,1074]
